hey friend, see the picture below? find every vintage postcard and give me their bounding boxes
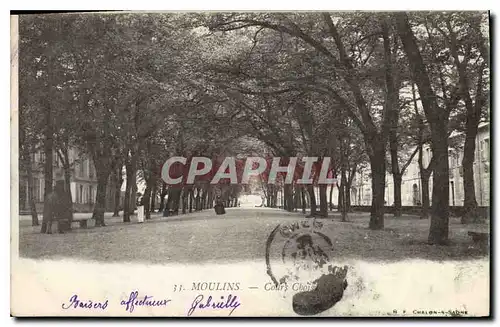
[11,11,491,317]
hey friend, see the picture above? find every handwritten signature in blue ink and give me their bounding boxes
[62,294,108,310]
[187,294,240,316]
[120,290,171,313]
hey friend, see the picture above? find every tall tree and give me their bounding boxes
[394,13,461,244]
[437,13,489,223]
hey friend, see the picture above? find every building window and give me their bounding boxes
[425,148,431,166]
[88,185,93,204]
[450,181,455,206]
[412,184,421,206]
[79,184,83,204]
[80,160,85,178]
[483,162,490,174]
[53,152,59,167]
[448,149,457,168]
[34,178,40,202]
[481,138,489,161]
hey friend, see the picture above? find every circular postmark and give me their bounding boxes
[265,219,348,315]
[265,219,333,294]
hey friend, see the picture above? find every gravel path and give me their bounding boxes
[18,207,489,264]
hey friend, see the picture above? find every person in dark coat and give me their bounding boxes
[214,195,226,215]
[41,180,72,234]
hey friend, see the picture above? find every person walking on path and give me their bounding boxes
[214,195,226,215]
[136,192,145,223]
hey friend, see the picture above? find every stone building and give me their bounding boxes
[19,147,123,213]
[350,123,490,207]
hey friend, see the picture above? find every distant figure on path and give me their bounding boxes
[136,192,145,223]
[214,195,226,215]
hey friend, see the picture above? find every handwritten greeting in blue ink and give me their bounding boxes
[62,295,108,310]
[120,291,171,313]
[187,294,240,316]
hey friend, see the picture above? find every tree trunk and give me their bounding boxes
[142,182,152,220]
[195,188,201,210]
[55,147,73,228]
[319,184,328,217]
[26,149,39,226]
[415,86,433,221]
[113,166,123,217]
[182,188,188,214]
[171,188,182,214]
[341,167,348,222]
[288,185,294,211]
[268,185,273,207]
[284,188,288,208]
[144,170,157,220]
[345,182,351,213]
[43,128,53,209]
[395,12,450,244]
[421,170,431,219]
[301,186,306,214]
[202,188,209,210]
[384,18,402,220]
[123,152,137,223]
[264,185,272,208]
[306,184,317,217]
[123,175,132,222]
[447,18,485,224]
[389,126,402,218]
[159,182,167,212]
[189,188,194,212]
[369,149,386,230]
[268,185,274,207]
[461,124,479,223]
[131,182,138,214]
[284,184,293,212]
[150,182,157,213]
[337,183,343,213]
[166,188,173,212]
[207,187,213,209]
[60,149,73,225]
[43,99,54,218]
[393,173,402,218]
[92,169,109,227]
[428,129,450,245]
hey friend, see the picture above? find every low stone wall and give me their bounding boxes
[348,205,490,219]
[21,202,104,214]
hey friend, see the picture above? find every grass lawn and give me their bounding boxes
[18,208,489,265]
